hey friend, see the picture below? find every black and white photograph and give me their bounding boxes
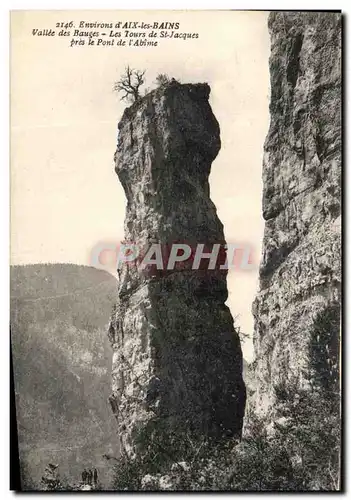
[9,9,342,491]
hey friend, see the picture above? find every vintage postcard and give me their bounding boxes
[10,10,341,491]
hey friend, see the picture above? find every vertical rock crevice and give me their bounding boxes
[252,12,341,415]
[109,81,246,455]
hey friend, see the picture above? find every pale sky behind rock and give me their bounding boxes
[11,10,270,361]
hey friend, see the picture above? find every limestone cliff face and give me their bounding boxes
[109,81,245,455]
[252,12,341,414]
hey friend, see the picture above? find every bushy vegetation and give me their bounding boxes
[13,263,339,492]
[111,304,340,491]
[111,380,340,491]
[155,73,171,87]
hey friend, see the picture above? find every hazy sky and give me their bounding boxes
[11,10,270,360]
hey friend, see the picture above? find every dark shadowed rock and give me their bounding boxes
[109,81,246,455]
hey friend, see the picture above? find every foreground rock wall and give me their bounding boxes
[252,12,341,414]
[109,81,246,454]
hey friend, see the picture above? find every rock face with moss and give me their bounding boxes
[252,12,341,414]
[109,81,246,455]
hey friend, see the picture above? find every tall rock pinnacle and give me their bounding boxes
[252,12,341,414]
[109,81,246,455]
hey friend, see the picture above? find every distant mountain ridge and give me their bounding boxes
[11,263,116,299]
[10,263,119,490]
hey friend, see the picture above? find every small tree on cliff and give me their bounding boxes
[155,73,170,87]
[114,66,146,103]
